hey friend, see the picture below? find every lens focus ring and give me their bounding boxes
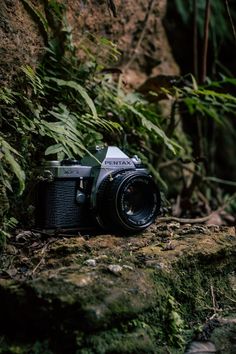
[96,170,160,232]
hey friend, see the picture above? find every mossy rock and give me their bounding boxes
[0,224,235,353]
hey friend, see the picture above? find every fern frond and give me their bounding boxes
[22,66,44,95]
[48,78,98,120]
[123,104,181,155]
[0,137,25,194]
[20,0,49,40]
[0,88,15,105]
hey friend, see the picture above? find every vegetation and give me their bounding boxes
[0,0,236,245]
[0,0,179,242]
[0,2,236,353]
[163,0,236,219]
[169,0,236,79]
[0,0,236,354]
[174,0,236,42]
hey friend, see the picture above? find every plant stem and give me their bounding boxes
[225,0,236,44]
[201,0,211,83]
[193,0,198,80]
[124,0,156,70]
[157,192,236,224]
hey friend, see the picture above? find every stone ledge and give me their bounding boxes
[0,224,235,353]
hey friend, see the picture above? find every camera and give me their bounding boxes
[35,146,160,232]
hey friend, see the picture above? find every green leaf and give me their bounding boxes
[0,138,25,195]
[175,0,190,24]
[196,88,236,103]
[20,0,49,37]
[124,104,181,155]
[0,88,15,104]
[49,78,98,120]
[0,139,21,157]
[45,143,64,156]
[22,65,44,94]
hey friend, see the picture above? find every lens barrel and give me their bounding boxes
[96,170,160,231]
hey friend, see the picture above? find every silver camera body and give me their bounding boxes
[35,146,160,232]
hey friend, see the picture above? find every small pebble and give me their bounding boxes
[185,340,216,354]
[95,255,108,261]
[108,264,123,275]
[208,225,220,233]
[123,265,134,271]
[167,222,180,230]
[84,259,97,267]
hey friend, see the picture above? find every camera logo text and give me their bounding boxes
[104,160,133,166]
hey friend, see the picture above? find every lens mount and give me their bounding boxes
[96,170,160,232]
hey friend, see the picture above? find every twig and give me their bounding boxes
[157,214,214,224]
[209,313,218,320]
[106,0,117,17]
[219,317,236,324]
[205,176,236,187]
[210,284,217,314]
[31,241,52,275]
[197,190,211,214]
[193,0,199,79]
[159,159,178,169]
[223,295,236,304]
[167,100,178,137]
[157,193,236,224]
[218,289,236,304]
[196,114,204,159]
[201,0,211,83]
[159,160,236,188]
[159,160,203,179]
[141,144,159,158]
[225,0,236,44]
[124,0,156,70]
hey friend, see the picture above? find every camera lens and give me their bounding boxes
[96,171,160,231]
[122,181,154,218]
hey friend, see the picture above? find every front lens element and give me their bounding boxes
[117,176,159,228]
[96,171,160,232]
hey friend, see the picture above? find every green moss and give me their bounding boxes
[76,327,156,354]
[128,255,236,351]
[0,337,52,354]
[0,229,235,352]
[210,319,236,353]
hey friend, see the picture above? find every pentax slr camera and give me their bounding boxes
[35,146,160,232]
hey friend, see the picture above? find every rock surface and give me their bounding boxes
[66,0,179,87]
[0,223,235,353]
[0,0,44,85]
[0,0,179,87]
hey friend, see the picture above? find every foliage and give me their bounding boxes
[164,295,185,347]
[177,76,236,124]
[168,0,236,81]
[0,217,18,249]
[21,0,49,38]
[0,0,183,238]
[0,0,235,239]
[0,135,25,194]
[0,337,52,354]
[174,0,236,42]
